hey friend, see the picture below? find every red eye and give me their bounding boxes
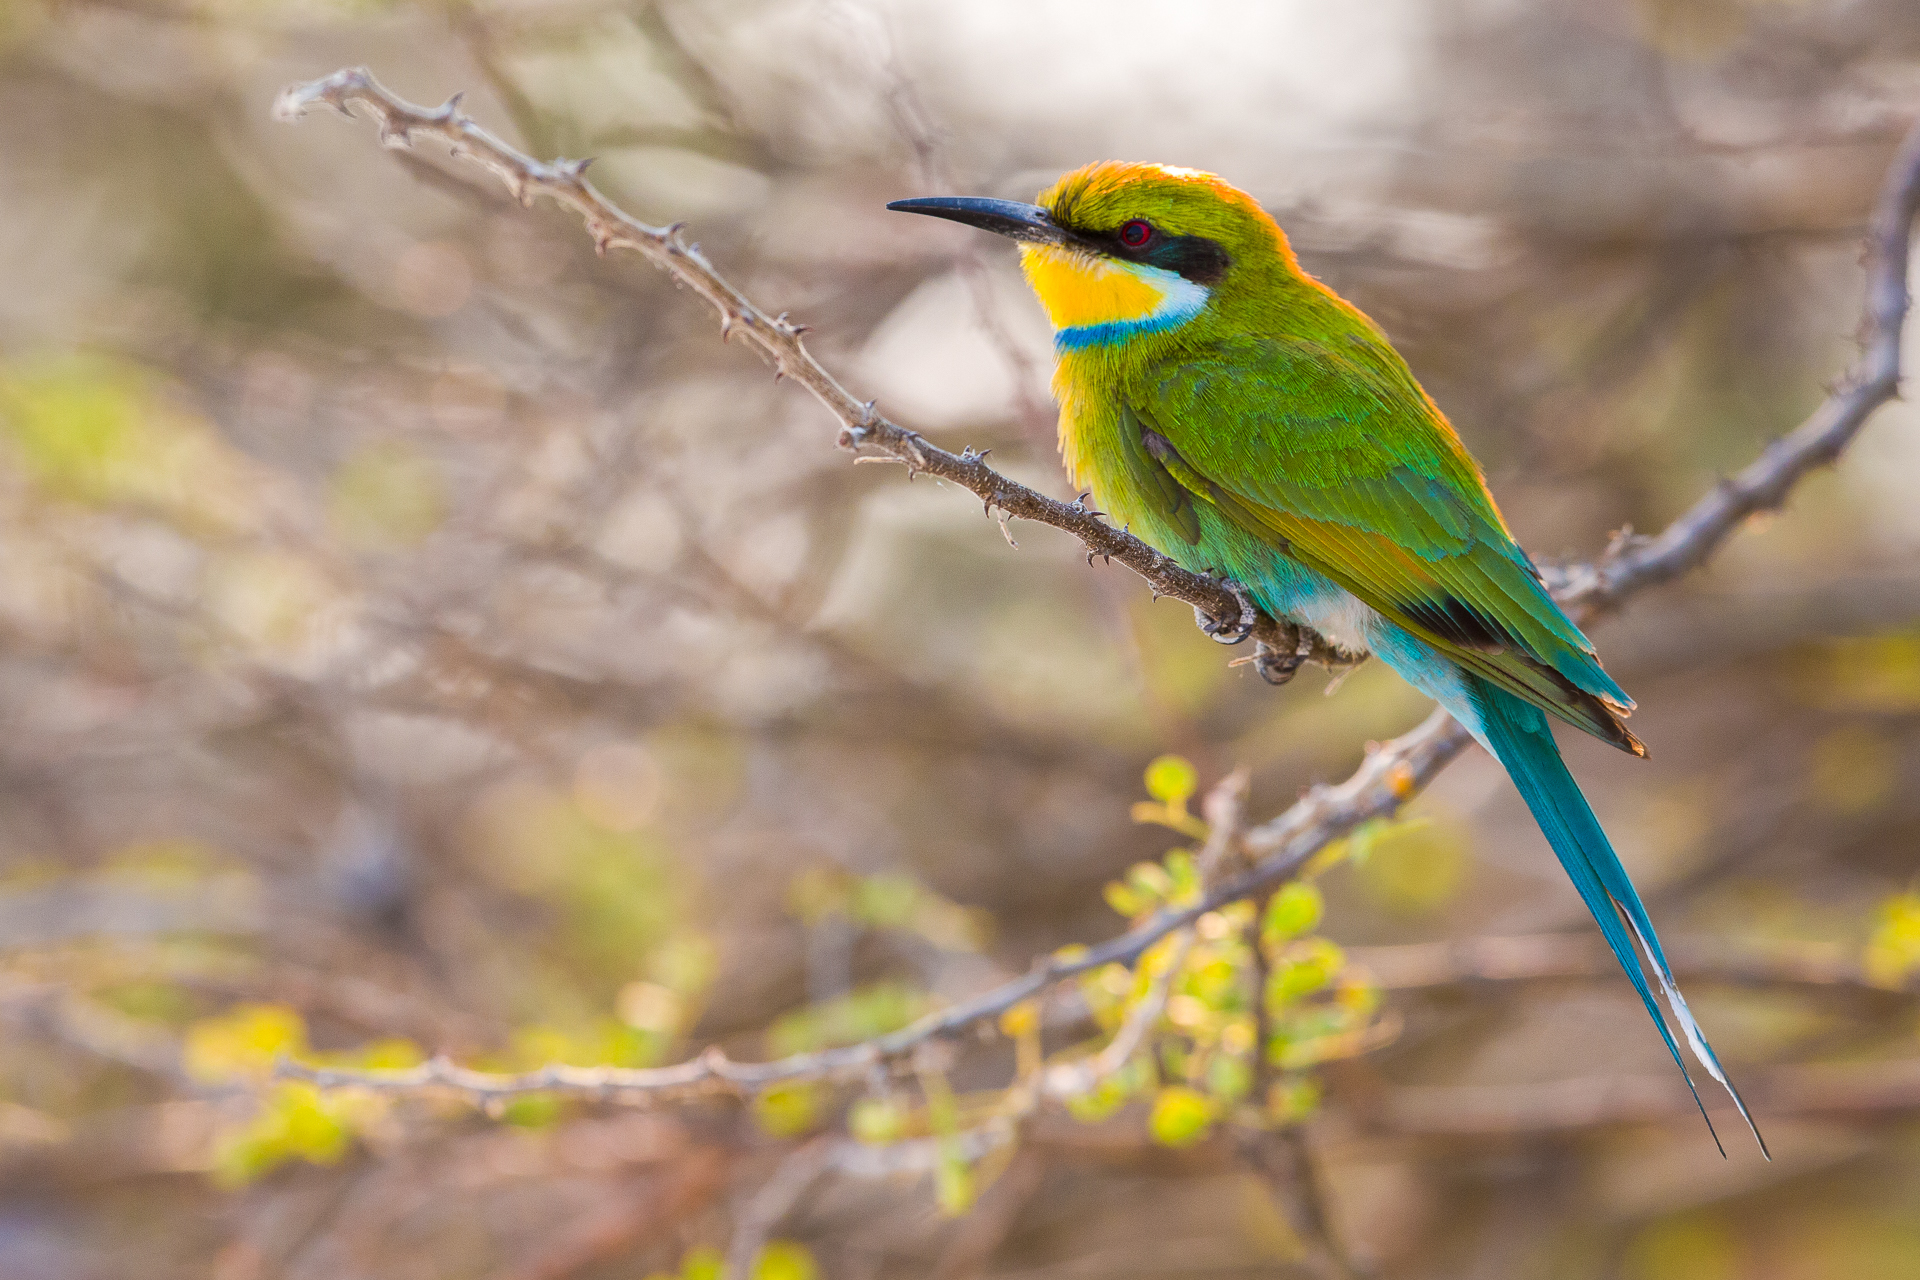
[1119,219,1153,248]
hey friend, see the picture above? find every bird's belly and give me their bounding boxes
[1059,391,1378,658]
[1279,584,1378,656]
[1126,482,1380,657]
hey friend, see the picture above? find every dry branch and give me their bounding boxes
[272,67,1344,678]
[273,70,1920,1111]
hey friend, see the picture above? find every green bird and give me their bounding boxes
[891,161,1765,1155]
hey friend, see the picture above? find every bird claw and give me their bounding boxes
[1252,638,1307,685]
[1195,577,1257,645]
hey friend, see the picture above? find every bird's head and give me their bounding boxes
[889,161,1295,352]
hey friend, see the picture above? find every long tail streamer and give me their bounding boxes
[1473,678,1769,1158]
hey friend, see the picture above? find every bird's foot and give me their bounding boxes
[1195,577,1258,645]
[1252,635,1308,685]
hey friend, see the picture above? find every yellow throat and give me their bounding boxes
[1018,244,1210,349]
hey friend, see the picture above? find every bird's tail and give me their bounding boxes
[1471,678,1768,1158]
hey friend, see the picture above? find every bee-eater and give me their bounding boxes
[890,162,1765,1154]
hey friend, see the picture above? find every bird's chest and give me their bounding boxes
[1053,370,1379,656]
[1052,371,1182,549]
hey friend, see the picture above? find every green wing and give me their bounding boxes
[1136,336,1642,754]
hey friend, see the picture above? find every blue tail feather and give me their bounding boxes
[1470,677,1769,1158]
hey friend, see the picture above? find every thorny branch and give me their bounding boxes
[272,67,1345,678]
[273,71,1920,1115]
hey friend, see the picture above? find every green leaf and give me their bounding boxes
[848,1096,905,1145]
[1165,849,1200,903]
[681,1245,725,1280]
[1866,893,1920,988]
[766,982,932,1057]
[1066,1076,1130,1122]
[935,1144,976,1215]
[753,1241,819,1280]
[1261,883,1323,944]
[499,1093,565,1129]
[1148,1085,1213,1147]
[1185,956,1242,1011]
[1265,1075,1322,1124]
[852,873,921,929]
[1125,861,1174,903]
[1143,755,1198,805]
[184,1004,307,1083]
[1206,1052,1252,1103]
[1624,1214,1742,1280]
[753,1083,821,1138]
[1268,939,1345,1007]
[1104,881,1146,919]
[213,1082,357,1187]
[1351,816,1468,915]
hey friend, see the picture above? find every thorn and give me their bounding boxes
[378,119,412,149]
[666,220,688,238]
[720,314,733,340]
[861,399,880,426]
[436,91,466,121]
[900,430,930,468]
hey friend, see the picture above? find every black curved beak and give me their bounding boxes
[885,196,1071,246]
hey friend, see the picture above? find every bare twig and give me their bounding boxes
[1236,1126,1362,1280]
[272,72,1920,1116]
[1040,933,1193,1103]
[272,68,1345,673]
[275,719,1464,1103]
[927,1146,1047,1280]
[725,1140,833,1280]
[1557,118,1920,613]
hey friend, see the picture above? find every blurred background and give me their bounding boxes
[3,0,1920,1277]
